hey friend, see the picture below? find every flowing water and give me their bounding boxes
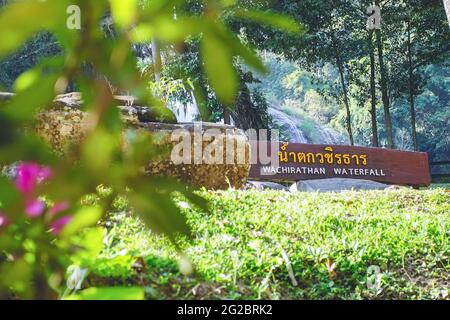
[169,92,200,123]
[268,107,308,143]
[168,101,346,145]
[133,45,345,144]
[317,127,347,145]
[269,106,347,145]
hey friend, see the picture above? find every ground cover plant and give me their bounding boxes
[73,188,450,300]
[0,0,299,299]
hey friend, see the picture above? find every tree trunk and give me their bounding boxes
[223,108,231,125]
[151,38,162,83]
[336,56,354,146]
[444,0,450,26]
[368,30,379,147]
[375,28,395,149]
[407,19,418,151]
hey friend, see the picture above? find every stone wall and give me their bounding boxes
[135,122,250,190]
[2,92,251,190]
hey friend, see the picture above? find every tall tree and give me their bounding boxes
[374,0,395,149]
[444,0,450,25]
[151,38,162,83]
[387,0,450,150]
[406,17,418,150]
[368,30,379,147]
[232,0,363,144]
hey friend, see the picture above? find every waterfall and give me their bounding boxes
[317,127,348,145]
[269,106,347,145]
[169,91,200,123]
[268,107,308,143]
[132,43,346,145]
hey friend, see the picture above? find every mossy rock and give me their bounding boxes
[24,93,251,190]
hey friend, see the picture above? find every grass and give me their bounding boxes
[84,188,450,300]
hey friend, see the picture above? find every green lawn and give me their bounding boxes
[85,188,450,300]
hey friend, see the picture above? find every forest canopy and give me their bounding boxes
[1,0,449,160]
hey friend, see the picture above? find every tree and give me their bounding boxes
[0,0,299,299]
[368,30,379,147]
[373,0,395,149]
[385,0,450,151]
[444,0,450,25]
[231,0,366,145]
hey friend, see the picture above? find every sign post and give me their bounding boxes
[249,142,431,187]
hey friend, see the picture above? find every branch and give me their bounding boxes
[413,44,450,70]
[0,41,59,65]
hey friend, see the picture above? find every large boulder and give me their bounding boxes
[134,122,251,190]
[1,91,177,124]
[290,178,389,193]
[4,92,251,190]
[246,180,289,191]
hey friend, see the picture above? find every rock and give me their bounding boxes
[1,163,18,180]
[246,180,289,191]
[2,91,250,189]
[34,105,251,189]
[0,92,15,104]
[1,92,177,123]
[52,92,83,109]
[290,178,389,193]
[134,122,251,190]
[384,185,412,190]
[35,108,91,154]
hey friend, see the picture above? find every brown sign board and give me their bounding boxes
[249,142,431,187]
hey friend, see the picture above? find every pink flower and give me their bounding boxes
[48,201,70,218]
[0,214,7,227]
[50,216,72,235]
[25,199,45,218]
[16,162,51,196]
[15,162,52,218]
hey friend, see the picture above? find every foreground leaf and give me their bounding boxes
[201,32,237,105]
[64,287,144,300]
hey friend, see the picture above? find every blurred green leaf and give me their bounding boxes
[146,176,209,212]
[220,0,238,7]
[81,128,120,177]
[64,287,144,300]
[14,69,40,93]
[109,0,138,29]
[4,74,59,122]
[0,0,69,59]
[13,56,64,93]
[131,17,205,44]
[232,9,303,34]
[223,32,266,73]
[0,258,33,297]
[0,176,20,209]
[141,0,181,16]
[60,206,103,238]
[129,182,191,239]
[69,227,106,266]
[201,32,237,105]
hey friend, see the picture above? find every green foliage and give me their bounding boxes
[91,188,450,300]
[65,287,144,300]
[0,33,60,91]
[0,0,299,299]
[236,0,449,152]
[162,40,273,127]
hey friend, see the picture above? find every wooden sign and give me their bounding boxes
[249,142,431,187]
